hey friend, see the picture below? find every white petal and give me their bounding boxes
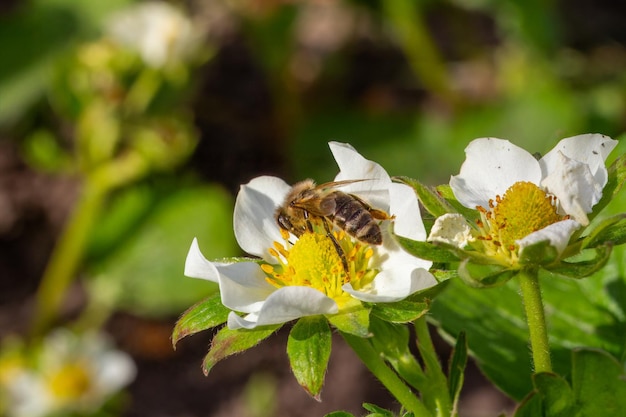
[517,219,580,257]
[389,182,426,241]
[214,262,276,313]
[234,176,291,260]
[184,238,219,282]
[540,152,600,226]
[427,213,474,248]
[344,265,437,302]
[93,351,136,396]
[227,287,338,329]
[330,141,391,210]
[450,138,542,209]
[540,134,617,187]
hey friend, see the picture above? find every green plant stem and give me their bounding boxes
[31,179,108,337]
[341,331,432,417]
[518,268,552,373]
[414,316,452,417]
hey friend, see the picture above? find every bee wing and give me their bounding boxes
[315,179,368,191]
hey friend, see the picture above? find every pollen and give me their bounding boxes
[262,230,377,304]
[48,362,92,401]
[476,181,564,264]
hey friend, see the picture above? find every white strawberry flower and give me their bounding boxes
[185,142,437,329]
[429,134,617,266]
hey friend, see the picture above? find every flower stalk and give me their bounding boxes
[341,331,432,417]
[518,267,552,373]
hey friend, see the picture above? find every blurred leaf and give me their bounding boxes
[287,316,332,399]
[0,0,132,127]
[571,348,626,416]
[430,243,626,400]
[448,331,467,412]
[88,183,238,316]
[203,324,281,375]
[172,293,230,348]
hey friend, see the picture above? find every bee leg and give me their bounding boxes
[322,221,349,273]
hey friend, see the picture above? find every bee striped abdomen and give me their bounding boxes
[331,192,382,245]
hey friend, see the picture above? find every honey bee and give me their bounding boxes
[275,179,392,245]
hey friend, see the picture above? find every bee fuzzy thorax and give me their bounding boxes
[275,178,391,246]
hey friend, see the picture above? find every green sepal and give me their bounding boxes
[172,293,230,348]
[370,299,430,323]
[589,153,626,223]
[393,176,457,218]
[393,234,460,263]
[287,316,332,399]
[327,303,370,337]
[362,403,396,417]
[447,331,468,412]
[458,260,517,288]
[513,390,543,417]
[324,412,355,417]
[435,184,480,222]
[518,239,559,266]
[202,324,281,375]
[582,213,626,248]
[369,317,428,395]
[430,269,459,283]
[545,244,612,279]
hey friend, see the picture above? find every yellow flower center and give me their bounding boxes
[476,181,565,265]
[261,230,377,307]
[48,362,92,402]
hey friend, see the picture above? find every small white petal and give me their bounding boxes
[214,262,276,313]
[184,238,219,282]
[330,141,390,210]
[234,176,291,260]
[427,213,474,248]
[389,182,426,241]
[94,351,136,396]
[344,265,437,302]
[450,138,542,209]
[540,134,617,187]
[541,152,601,225]
[227,287,338,329]
[517,219,580,257]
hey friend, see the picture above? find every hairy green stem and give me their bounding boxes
[518,268,552,373]
[341,332,432,417]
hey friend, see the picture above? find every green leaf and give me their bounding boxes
[518,239,558,265]
[324,412,355,417]
[287,316,332,399]
[513,391,543,417]
[202,324,281,375]
[327,304,370,337]
[393,235,460,263]
[393,176,456,218]
[590,153,626,222]
[571,348,626,416]
[87,183,238,317]
[430,242,626,401]
[172,293,230,348]
[370,300,429,323]
[448,331,468,412]
[532,373,575,417]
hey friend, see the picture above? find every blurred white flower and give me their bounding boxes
[106,1,202,68]
[0,330,135,417]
